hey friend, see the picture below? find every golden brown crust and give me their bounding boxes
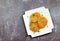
[38,16,48,29]
[30,12,48,32]
[30,12,40,23]
[30,22,40,32]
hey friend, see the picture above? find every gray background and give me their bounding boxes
[0,0,60,41]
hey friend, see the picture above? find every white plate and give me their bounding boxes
[23,7,54,37]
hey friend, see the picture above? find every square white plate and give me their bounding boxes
[23,7,54,37]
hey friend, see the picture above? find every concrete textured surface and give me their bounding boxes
[0,0,60,41]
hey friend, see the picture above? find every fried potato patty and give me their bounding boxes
[30,22,40,32]
[30,12,48,32]
[30,12,40,23]
[38,16,48,29]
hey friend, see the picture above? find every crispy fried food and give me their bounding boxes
[30,12,48,32]
[38,16,48,29]
[30,12,40,23]
[30,22,40,32]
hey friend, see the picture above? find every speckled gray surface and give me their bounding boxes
[0,0,60,41]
